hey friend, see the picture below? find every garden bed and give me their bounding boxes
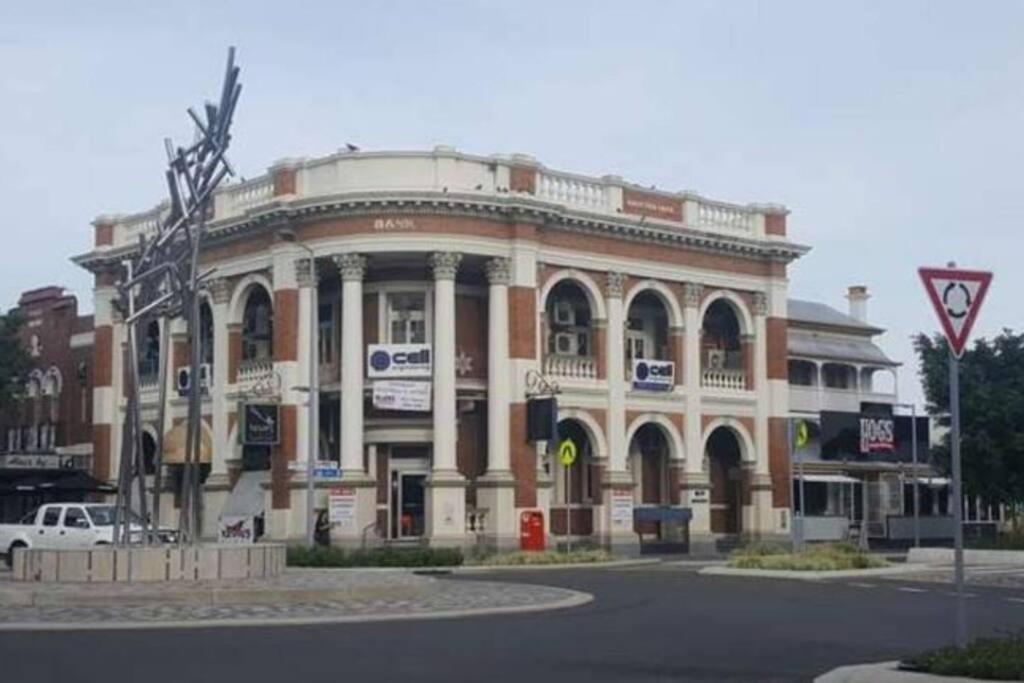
[904,634,1024,680]
[728,542,885,571]
[466,549,614,567]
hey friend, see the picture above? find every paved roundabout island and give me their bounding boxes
[0,568,591,630]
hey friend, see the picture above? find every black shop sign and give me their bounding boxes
[242,404,280,446]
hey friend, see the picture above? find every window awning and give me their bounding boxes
[799,474,860,484]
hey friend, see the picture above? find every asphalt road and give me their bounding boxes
[2,566,1023,683]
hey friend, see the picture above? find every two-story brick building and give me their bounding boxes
[0,287,103,522]
[73,147,808,551]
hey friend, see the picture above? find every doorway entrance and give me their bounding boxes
[387,447,429,540]
[707,427,743,535]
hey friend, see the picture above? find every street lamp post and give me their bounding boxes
[279,229,318,549]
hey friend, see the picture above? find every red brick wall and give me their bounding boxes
[508,287,536,359]
[455,295,487,380]
[273,289,298,362]
[765,212,787,236]
[509,166,536,194]
[509,403,536,508]
[766,317,787,380]
[768,417,791,507]
[227,327,241,383]
[271,405,297,509]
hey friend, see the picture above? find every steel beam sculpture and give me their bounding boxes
[112,48,242,545]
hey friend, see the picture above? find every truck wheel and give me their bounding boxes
[5,542,26,569]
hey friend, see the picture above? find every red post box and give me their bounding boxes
[519,510,545,552]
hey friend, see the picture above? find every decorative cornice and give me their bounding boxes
[485,257,511,286]
[605,272,626,298]
[683,283,704,308]
[71,193,811,274]
[332,253,366,282]
[430,251,462,281]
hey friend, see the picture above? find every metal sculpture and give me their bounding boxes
[112,48,242,545]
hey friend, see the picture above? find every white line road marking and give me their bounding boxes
[847,582,877,589]
[940,591,978,599]
[897,587,930,593]
[1003,597,1024,604]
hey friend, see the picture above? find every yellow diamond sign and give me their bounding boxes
[558,439,578,466]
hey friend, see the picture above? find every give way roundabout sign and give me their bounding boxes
[918,266,993,357]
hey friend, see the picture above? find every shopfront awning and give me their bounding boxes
[0,469,116,494]
[800,474,860,484]
[911,476,951,486]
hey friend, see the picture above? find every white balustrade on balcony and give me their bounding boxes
[544,355,597,380]
[536,172,608,211]
[215,177,274,220]
[696,200,754,233]
[237,358,276,391]
[701,367,747,391]
[117,206,168,247]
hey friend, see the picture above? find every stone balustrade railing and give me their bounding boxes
[237,358,276,391]
[96,149,784,251]
[701,368,747,391]
[544,354,597,380]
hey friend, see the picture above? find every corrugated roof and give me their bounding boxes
[788,333,898,366]
[787,299,881,332]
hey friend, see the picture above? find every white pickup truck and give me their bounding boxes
[0,503,159,567]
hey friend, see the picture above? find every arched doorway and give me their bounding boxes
[628,423,672,539]
[544,281,596,379]
[701,299,745,389]
[241,286,274,363]
[552,418,598,538]
[706,426,743,534]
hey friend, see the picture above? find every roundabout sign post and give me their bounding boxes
[919,263,993,649]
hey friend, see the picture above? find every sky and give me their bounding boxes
[1,1,1021,408]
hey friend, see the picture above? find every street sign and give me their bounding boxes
[919,263,992,650]
[918,266,993,358]
[558,439,578,466]
[241,403,280,445]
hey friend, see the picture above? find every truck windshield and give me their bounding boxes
[86,506,116,526]
[86,506,144,526]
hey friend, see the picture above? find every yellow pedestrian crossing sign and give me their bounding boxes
[558,439,578,466]
[795,420,810,449]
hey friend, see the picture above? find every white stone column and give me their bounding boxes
[426,251,467,545]
[749,291,773,535]
[335,254,366,476]
[682,282,711,537]
[600,272,636,552]
[208,279,232,476]
[329,253,376,546]
[478,257,516,549]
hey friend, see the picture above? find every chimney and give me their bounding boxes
[846,285,869,322]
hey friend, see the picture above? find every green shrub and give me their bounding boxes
[470,549,614,566]
[906,633,1024,680]
[728,542,885,571]
[287,545,463,568]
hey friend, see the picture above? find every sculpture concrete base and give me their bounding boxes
[11,544,286,583]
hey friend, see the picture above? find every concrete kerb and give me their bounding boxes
[699,563,940,582]
[0,589,595,632]
[816,660,982,682]
[453,558,662,573]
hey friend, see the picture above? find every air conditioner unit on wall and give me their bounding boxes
[554,332,578,355]
[177,365,212,396]
[553,301,576,326]
[707,349,726,370]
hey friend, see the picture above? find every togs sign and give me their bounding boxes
[366,344,432,378]
[859,402,895,455]
[631,359,674,391]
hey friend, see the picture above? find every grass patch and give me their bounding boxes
[729,542,885,571]
[287,545,463,568]
[467,549,614,566]
[905,633,1024,680]
[968,532,1024,551]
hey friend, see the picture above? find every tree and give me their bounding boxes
[0,309,31,407]
[914,330,1024,507]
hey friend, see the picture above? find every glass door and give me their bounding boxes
[398,473,426,538]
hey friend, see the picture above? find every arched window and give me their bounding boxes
[242,288,274,362]
[199,302,214,366]
[546,281,593,358]
[625,292,669,362]
[138,319,161,381]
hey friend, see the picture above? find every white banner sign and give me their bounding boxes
[218,516,255,544]
[631,359,674,391]
[373,380,432,412]
[610,488,634,528]
[366,344,432,378]
[329,487,357,530]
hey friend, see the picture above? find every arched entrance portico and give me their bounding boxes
[706,426,744,534]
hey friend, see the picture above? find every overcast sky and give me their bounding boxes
[2,1,1021,407]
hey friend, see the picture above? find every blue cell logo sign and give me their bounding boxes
[366,344,433,378]
[631,359,674,391]
[369,350,392,373]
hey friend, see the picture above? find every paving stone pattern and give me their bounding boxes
[0,570,579,627]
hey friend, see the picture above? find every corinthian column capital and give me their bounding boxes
[430,252,462,281]
[333,253,367,282]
